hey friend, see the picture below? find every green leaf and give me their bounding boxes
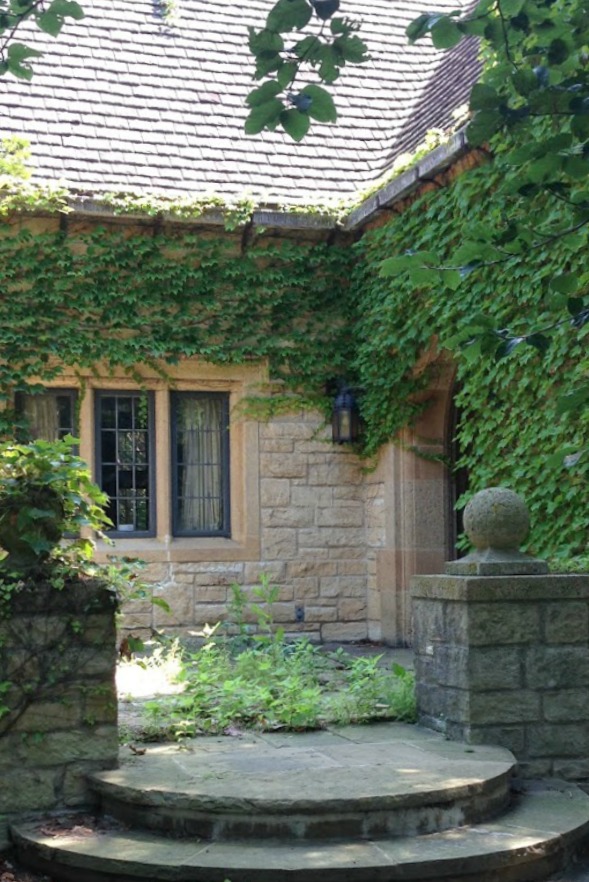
[125,635,146,653]
[551,274,579,296]
[430,16,463,49]
[311,0,340,21]
[280,108,311,141]
[277,61,298,88]
[318,47,340,84]
[572,113,589,140]
[333,34,368,64]
[568,296,585,315]
[457,16,488,38]
[379,255,413,277]
[246,80,282,108]
[441,269,462,290]
[500,0,525,13]
[244,98,284,135]
[36,11,62,36]
[294,34,324,63]
[300,84,337,122]
[46,0,84,19]
[526,154,563,182]
[525,333,550,355]
[564,156,589,179]
[267,0,313,33]
[469,83,500,111]
[547,38,570,65]
[453,242,488,265]
[330,17,347,35]
[36,0,84,35]
[483,17,503,47]
[248,27,284,57]
[6,42,43,79]
[495,337,524,358]
[406,13,434,44]
[546,446,580,469]
[557,387,589,414]
[254,54,283,79]
[512,68,537,96]
[504,144,537,165]
[467,110,503,146]
[461,337,484,363]
[407,265,439,286]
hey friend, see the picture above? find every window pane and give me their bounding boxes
[18,390,76,441]
[172,393,229,536]
[100,397,116,428]
[101,430,116,463]
[97,392,153,534]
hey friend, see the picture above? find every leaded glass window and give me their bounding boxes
[95,391,154,535]
[16,389,76,441]
[171,392,230,537]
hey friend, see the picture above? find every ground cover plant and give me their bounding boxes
[138,578,416,739]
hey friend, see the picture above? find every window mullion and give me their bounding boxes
[155,388,171,543]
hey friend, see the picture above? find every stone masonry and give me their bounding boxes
[412,487,589,784]
[121,412,386,644]
[0,579,119,849]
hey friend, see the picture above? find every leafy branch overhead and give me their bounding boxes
[0,0,83,79]
[246,0,368,141]
[384,0,589,363]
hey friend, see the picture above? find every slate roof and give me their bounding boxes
[0,0,482,207]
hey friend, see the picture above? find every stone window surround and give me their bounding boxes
[35,360,264,565]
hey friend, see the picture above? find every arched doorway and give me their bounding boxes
[447,390,469,560]
[374,358,460,645]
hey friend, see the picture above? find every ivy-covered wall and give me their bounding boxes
[3,145,587,623]
[0,217,355,423]
[0,216,388,643]
[350,158,589,561]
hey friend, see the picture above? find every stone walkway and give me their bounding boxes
[10,644,589,881]
[14,720,589,882]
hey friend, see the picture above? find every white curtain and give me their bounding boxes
[180,396,223,532]
[23,394,59,440]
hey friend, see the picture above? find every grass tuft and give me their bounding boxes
[130,577,416,740]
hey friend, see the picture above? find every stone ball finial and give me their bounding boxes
[463,487,530,552]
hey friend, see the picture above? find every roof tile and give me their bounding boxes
[0,0,481,205]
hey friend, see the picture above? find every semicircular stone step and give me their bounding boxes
[11,780,589,882]
[89,723,515,840]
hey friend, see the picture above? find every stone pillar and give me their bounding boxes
[0,578,119,848]
[412,487,589,783]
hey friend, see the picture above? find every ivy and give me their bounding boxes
[350,151,589,560]
[0,223,355,432]
[100,191,257,231]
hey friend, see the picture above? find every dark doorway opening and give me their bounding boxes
[448,394,469,559]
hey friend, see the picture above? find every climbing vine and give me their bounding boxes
[1,117,588,562]
[349,154,589,560]
[0,222,355,431]
[2,155,588,561]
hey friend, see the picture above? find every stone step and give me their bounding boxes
[11,781,589,882]
[88,723,516,840]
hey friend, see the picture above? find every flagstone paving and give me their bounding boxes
[12,722,589,882]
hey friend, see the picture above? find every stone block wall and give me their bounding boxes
[0,579,118,849]
[122,412,387,643]
[412,573,589,782]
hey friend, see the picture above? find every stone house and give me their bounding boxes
[0,0,483,646]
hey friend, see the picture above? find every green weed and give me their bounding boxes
[141,579,416,739]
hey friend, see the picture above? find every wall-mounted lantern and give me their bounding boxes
[332,386,360,444]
